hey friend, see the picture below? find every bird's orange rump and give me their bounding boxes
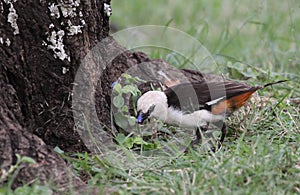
[211,90,257,115]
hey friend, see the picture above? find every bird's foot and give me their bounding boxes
[184,137,201,154]
[184,126,205,154]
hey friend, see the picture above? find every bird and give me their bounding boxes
[135,70,287,152]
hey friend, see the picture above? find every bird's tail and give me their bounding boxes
[262,80,288,88]
[213,79,288,115]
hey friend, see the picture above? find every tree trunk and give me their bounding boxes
[0,0,112,191]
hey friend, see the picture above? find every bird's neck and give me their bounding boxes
[165,107,224,127]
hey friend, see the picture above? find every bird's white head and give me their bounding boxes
[136,91,168,124]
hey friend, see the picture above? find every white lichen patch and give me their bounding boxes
[0,1,3,13]
[47,0,85,35]
[48,0,81,19]
[45,0,85,61]
[67,24,82,35]
[62,66,69,74]
[66,20,84,35]
[60,4,77,18]
[7,3,19,35]
[5,38,11,46]
[46,30,70,61]
[3,0,19,35]
[49,23,54,29]
[0,37,3,44]
[3,0,17,4]
[42,40,47,46]
[49,3,60,18]
[103,3,112,17]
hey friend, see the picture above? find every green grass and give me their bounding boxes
[111,0,300,74]
[62,97,299,194]
[108,1,300,194]
[3,0,300,194]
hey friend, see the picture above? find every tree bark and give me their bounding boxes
[0,0,111,191]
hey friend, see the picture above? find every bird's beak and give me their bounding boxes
[137,111,144,124]
[136,105,154,124]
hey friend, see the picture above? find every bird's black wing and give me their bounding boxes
[164,80,258,113]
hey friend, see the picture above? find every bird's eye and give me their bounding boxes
[142,106,154,119]
[148,105,155,114]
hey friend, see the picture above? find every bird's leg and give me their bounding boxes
[218,122,227,148]
[184,124,208,153]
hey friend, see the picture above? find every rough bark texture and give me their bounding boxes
[0,0,110,191]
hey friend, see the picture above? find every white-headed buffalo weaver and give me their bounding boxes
[136,71,287,152]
